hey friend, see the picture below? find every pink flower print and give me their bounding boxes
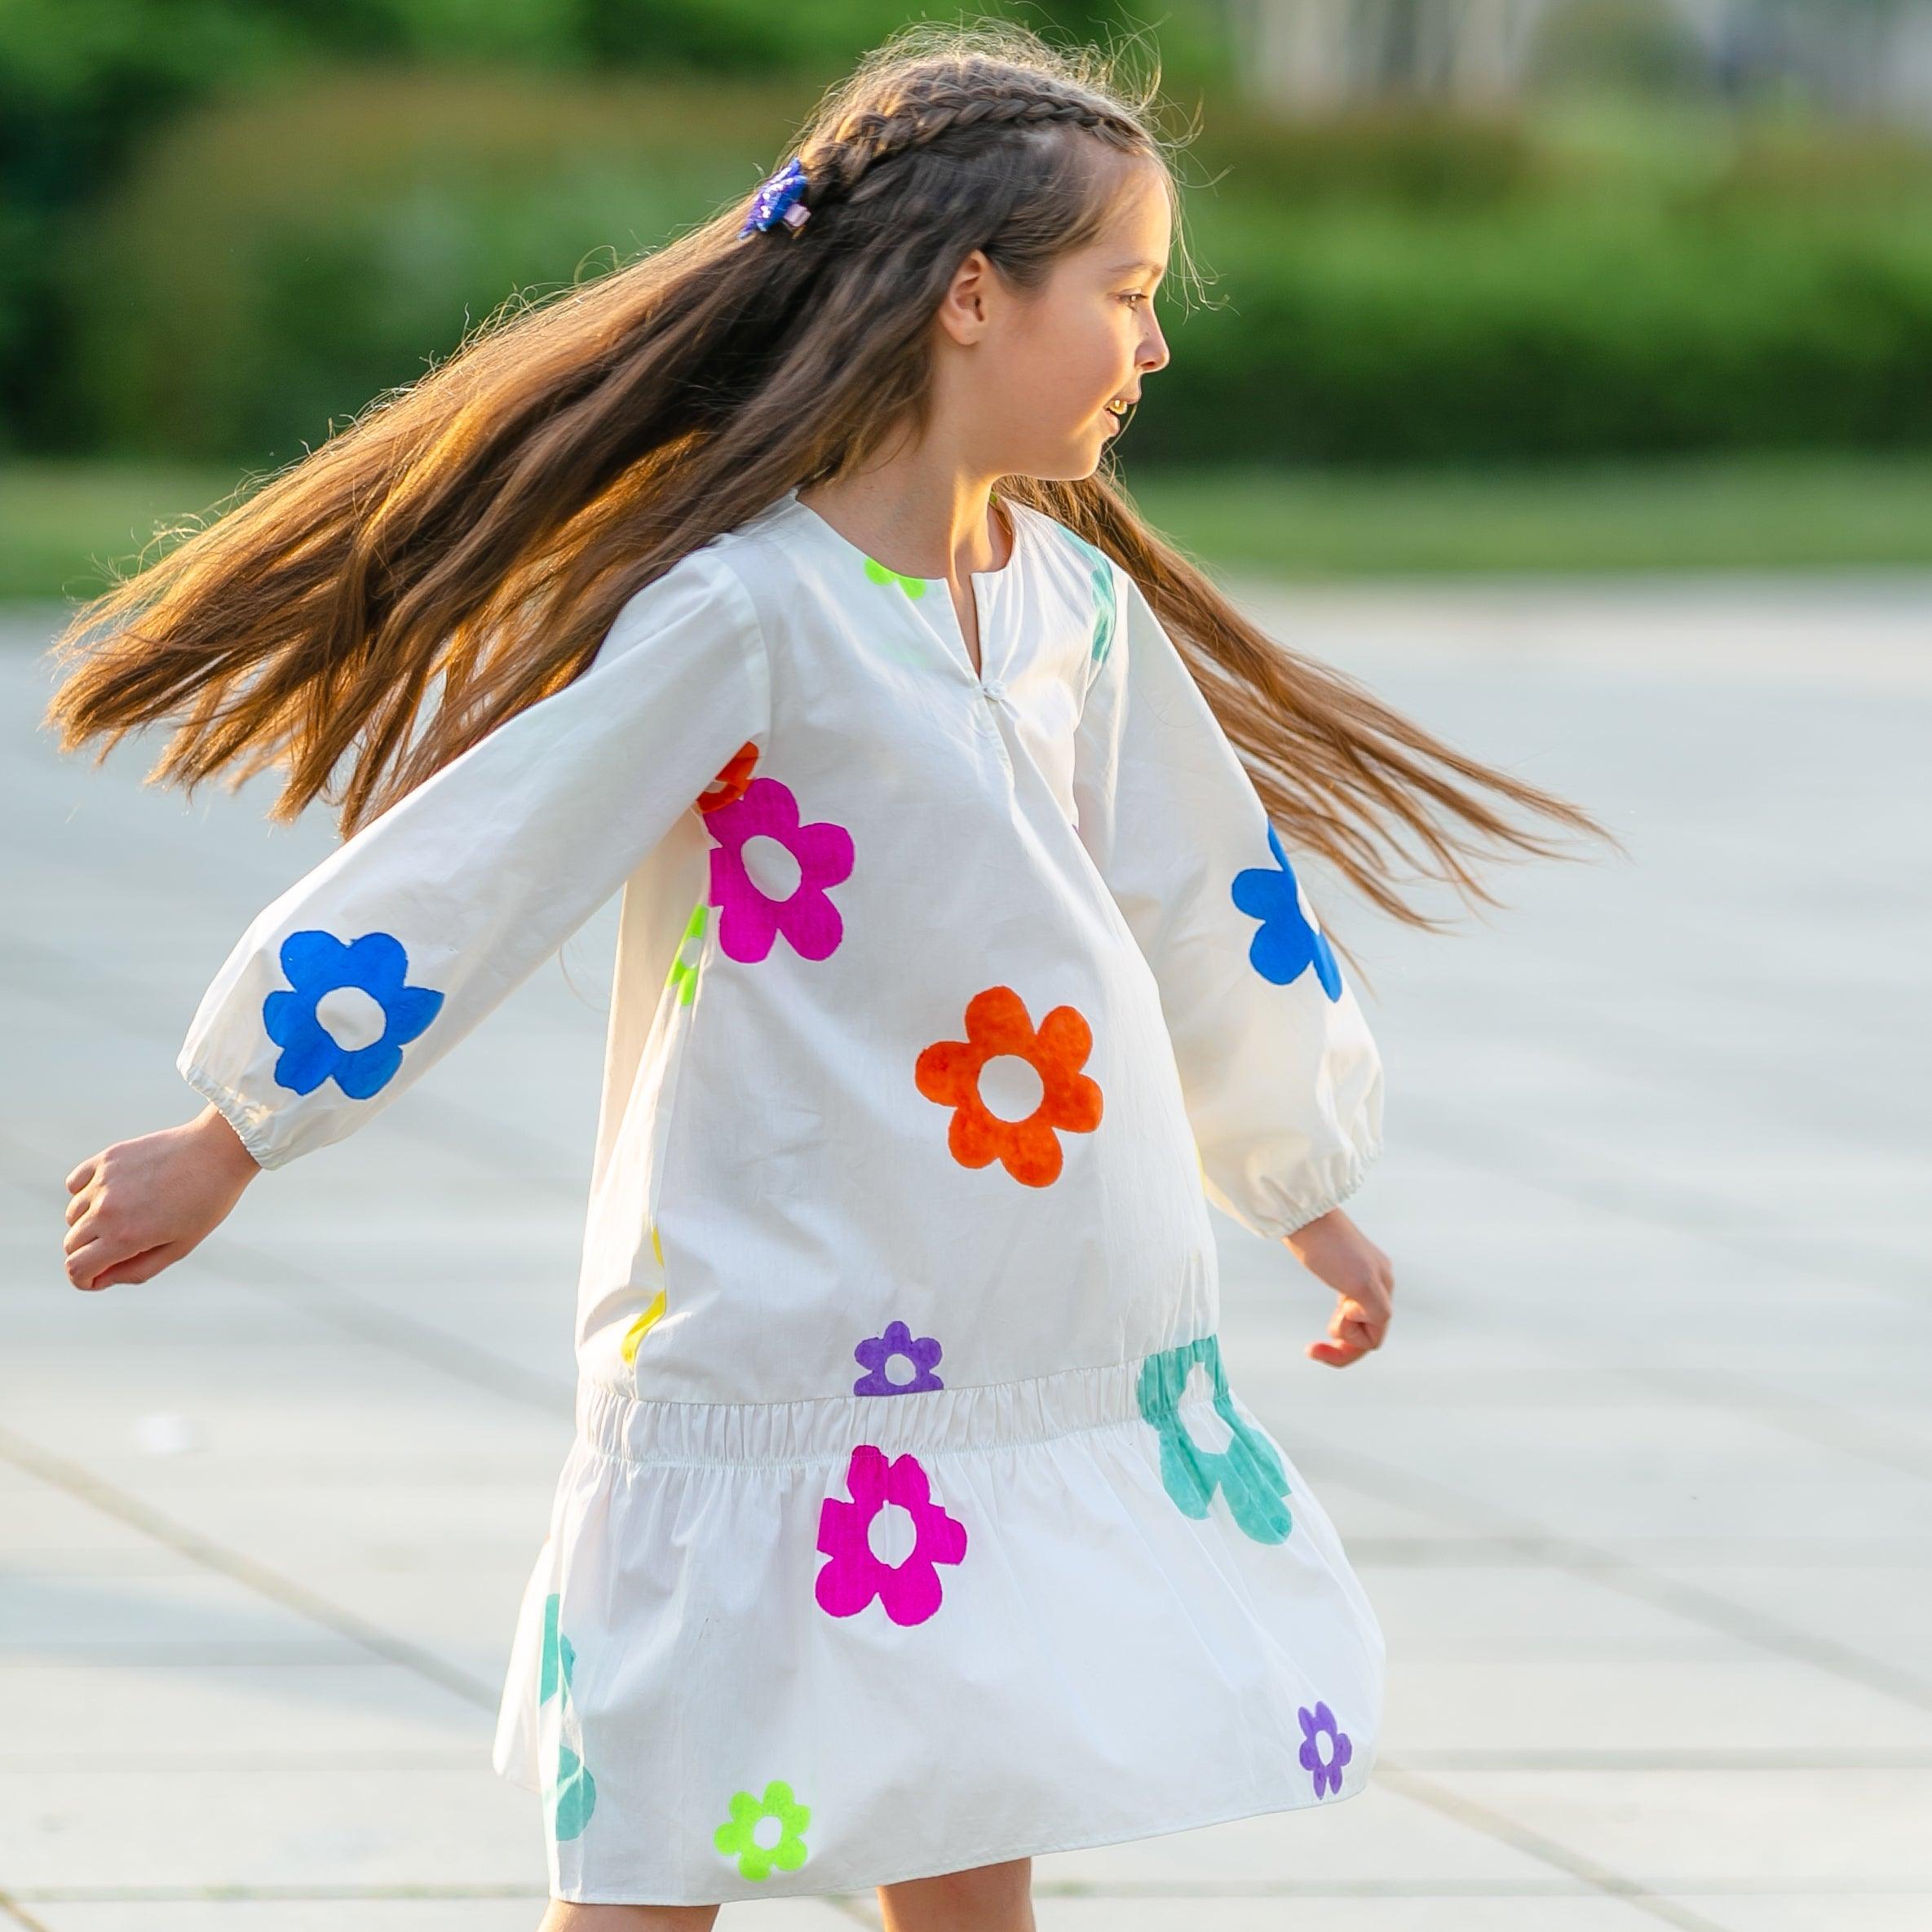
[705,776,854,964]
[815,1444,966,1626]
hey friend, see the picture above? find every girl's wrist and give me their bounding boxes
[192,1103,263,1179]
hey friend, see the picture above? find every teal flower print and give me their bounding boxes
[1136,1335,1293,1544]
[714,1779,811,1881]
[538,1591,597,1841]
[1059,528,1116,667]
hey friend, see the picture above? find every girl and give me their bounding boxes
[49,24,1605,1929]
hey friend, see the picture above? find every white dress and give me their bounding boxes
[176,486,1387,1903]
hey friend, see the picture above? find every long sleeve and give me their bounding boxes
[176,543,769,1170]
[1071,563,1384,1240]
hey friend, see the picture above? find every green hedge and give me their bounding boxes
[63,73,794,462]
[55,71,1932,466]
[1139,201,1932,464]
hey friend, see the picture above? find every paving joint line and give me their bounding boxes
[0,1420,501,1713]
[1286,1435,1932,1716]
[1376,1758,1732,1932]
[1398,1095,1928,1306]
[0,932,591,1203]
[3,1118,578,1419]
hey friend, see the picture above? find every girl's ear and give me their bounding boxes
[935,248,995,347]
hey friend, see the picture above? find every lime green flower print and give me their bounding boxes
[1136,1335,1293,1544]
[714,1779,811,1881]
[864,556,927,599]
[539,1592,597,1841]
[665,900,707,1006]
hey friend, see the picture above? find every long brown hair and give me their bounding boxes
[42,19,1613,943]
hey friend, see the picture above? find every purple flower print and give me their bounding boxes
[1298,1701,1352,1799]
[816,1445,966,1626]
[705,776,854,964]
[851,1321,944,1397]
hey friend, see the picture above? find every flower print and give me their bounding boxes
[1088,556,1116,667]
[863,555,927,599]
[665,901,707,1006]
[1135,1334,1293,1545]
[262,930,444,1099]
[816,1444,966,1625]
[1059,528,1117,668]
[538,1591,597,1841]
[1230,827,1343,1001]
[1298,1701,1353,1799]
[714,1779,811,1881]
[914,985,1103,1187]
[621,1289,666,1365]
[705,776,855,965]
[852,1320,944,1396]
[623,1226,667,1365]
[696,741,758,815]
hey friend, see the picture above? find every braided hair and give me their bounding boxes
[797,68,1152,212]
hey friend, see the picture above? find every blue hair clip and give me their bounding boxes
[740,157,811,237]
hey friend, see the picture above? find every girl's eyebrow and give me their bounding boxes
[1109,257,1167,278]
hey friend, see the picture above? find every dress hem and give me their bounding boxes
[515,1762,1374,1905]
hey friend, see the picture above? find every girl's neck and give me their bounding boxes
[798,458,1012,589]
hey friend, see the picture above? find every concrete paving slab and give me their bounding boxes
[7,572,1929,1924]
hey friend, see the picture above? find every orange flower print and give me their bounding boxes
[696,741,758,816]
[914,986,1103,1187]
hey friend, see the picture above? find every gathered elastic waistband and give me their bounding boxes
[575,1345,1229,1470]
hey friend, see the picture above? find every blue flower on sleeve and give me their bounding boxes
[262,930,444,1099]
[1230,827,1343,1001]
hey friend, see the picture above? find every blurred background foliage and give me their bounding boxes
[4,0,1931,585]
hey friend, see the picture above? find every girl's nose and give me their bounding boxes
[1138,316,1170,374]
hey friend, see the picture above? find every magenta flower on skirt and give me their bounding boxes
[815,1444,966,1626]
[705,776,854,963]
[1298,1700,1352,1798]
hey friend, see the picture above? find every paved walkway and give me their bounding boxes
[4,575,1928,1930]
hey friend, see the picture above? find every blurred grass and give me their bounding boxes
[0,462,256,603]
[6,453,1932,605]
[1132,454,1932,577]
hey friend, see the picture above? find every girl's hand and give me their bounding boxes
[1283,1207,1394,1368]
[63,1107,261,1292]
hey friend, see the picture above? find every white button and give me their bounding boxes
[981,679,1005,701]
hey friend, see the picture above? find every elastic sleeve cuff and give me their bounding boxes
[178,1059,282,1172]
[1279,1140,1380,1237]
[1203,1133,1382,1244]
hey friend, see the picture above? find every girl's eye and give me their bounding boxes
[1118,292,1147,308]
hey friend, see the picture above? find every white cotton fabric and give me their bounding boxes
[176,488,1386,1903]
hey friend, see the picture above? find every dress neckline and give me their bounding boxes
[782,489,1028,588]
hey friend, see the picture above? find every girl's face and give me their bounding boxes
[936,157,1173,483]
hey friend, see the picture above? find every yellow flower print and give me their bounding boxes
[621,1290,665,1365]
[621,1226,667,1365]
